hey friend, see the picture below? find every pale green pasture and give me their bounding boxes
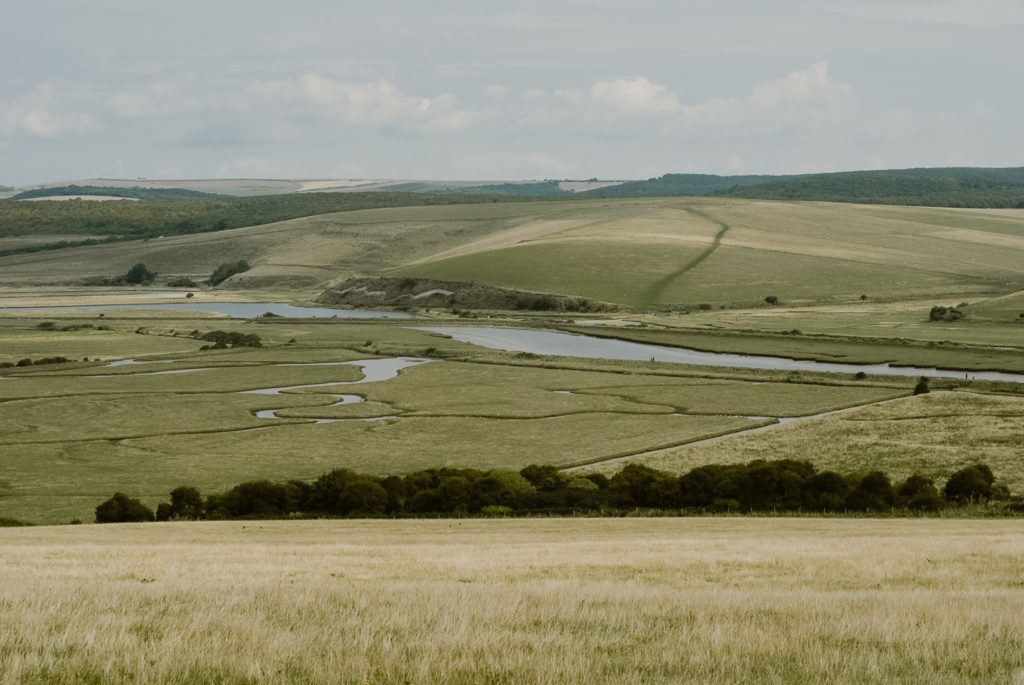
[0,351,912,523]
[0,320,205,364]
[0,361,365,399]
[570,379,907,416]
[395,198,1024,308]
[398,242,713,307]
[644,299,1024,347]
[666,244,996,306]
[0,413,760,524]
[592,390,1024,494]
[562,323,1024,372]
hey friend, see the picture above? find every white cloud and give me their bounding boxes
[589,77,680,114]
[484,85,509,99]
[2,85,97,139]
[251,74,478,133]
[513,62,854,138]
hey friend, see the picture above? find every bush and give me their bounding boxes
[124,263,156,285]
[896,475,945,511]
[929,305,963,322]
[846,471,896,512]
[913,377,930,395]
[95,493,155,523]
[208,260,251,286]
[944,464,995,504]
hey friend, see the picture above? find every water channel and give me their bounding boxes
[0,302,414,319]
[416,326,1024,384]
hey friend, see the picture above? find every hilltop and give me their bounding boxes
[5,167,1024,208]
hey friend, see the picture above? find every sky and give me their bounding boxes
[1,0,1022,185]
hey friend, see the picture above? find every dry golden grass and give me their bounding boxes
[1,518,1023,684]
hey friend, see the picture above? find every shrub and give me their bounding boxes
[929,305,963,322]
[764,295,779,305]
[944,464,994,504]
[95,493,155,523]
[913,377,930,394]
[846,471,896,512]
[896,475,945,511]
[207,260,251,286]
[124,263,155,285]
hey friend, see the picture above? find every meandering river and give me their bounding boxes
[417,326,1024,384]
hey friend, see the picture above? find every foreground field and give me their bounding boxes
[1,519,1023,684]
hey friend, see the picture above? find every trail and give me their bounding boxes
[640,207,730,307]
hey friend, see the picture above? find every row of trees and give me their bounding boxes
[95,461,1016,523]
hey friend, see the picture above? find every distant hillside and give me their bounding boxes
[710,167,1024,208]
[13,185,219,202]
[581,173,794,197]
[0,191,545,257]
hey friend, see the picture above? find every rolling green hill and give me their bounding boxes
[3,197,1023,308]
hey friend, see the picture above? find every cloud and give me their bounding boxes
[484,85,509,99]
[2,84,97,139]
[512,62,854,138]
[250,74,479,133]
[830,0,1024,28]
[589,77,680,114]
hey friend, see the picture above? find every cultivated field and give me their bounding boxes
[1,519,1023,684]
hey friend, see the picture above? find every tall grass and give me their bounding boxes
[2,519,1023,684]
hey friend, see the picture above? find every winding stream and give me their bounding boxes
[240,357,433,423]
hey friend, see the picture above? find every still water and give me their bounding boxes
[0,302,414,319]
[417,326,1024,384]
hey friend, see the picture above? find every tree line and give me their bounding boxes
[94,460,1019,523]
[0,191,544,243]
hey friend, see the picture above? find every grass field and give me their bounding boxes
[395,199,1024,308]
[583,390,1024,494]
[2,518,1023,684]
[3,304,1024,523]
[1,310,937,524]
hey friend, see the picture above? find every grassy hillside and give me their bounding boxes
[394,198,1024,308]
[0,191,543,258]
[12,185,219,201]
[3,196,1023,306]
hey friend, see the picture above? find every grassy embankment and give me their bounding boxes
[1,519,1023,684]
